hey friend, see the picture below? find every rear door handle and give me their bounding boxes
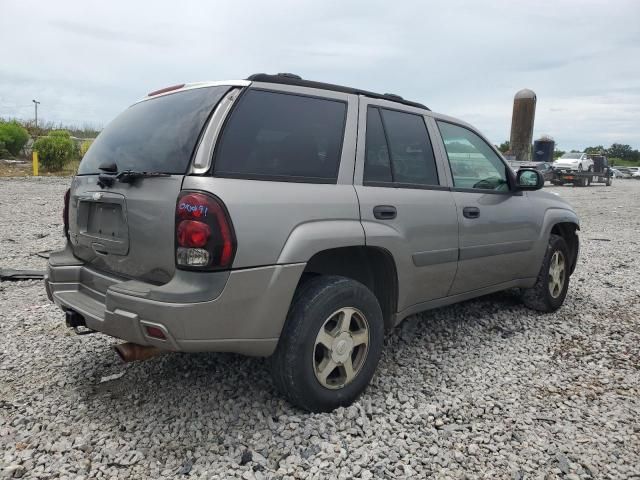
[373,205,397,220]
[463,206,480,219]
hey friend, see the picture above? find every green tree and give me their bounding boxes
[584,145,606,155]
[608,143,633,159]
[33,130,74,171]
[497,140,510,153]
[0,120,29,156]
[80,139,94,157]
[553,149,565,159]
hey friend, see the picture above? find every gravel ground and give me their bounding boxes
[1,177,639,479]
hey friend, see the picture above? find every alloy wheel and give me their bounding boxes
[313,307,370,389]
[548,250,566,298]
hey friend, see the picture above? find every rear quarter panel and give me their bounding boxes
[180,177,363,267]
[182,83,363,268]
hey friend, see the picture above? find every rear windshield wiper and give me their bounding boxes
[98,169,171,188]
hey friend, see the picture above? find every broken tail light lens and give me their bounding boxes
[175,191,236,270]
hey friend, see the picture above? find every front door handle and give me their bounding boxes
[373,205,397,220]
[463,206,480,219]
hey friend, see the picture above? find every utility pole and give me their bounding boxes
[32,99,40,130]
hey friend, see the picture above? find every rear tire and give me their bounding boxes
[521,234,570,312]
[270,275,384,412]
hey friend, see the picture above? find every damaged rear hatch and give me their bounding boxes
[68,85,232,284]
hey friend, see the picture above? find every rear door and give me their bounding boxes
[354,98,459,313]
[434,120,540,295]
[69,85,234,284]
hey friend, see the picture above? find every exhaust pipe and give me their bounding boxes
[113,343,165,363]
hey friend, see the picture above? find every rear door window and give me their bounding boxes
[78,86,229,175]
[214,90,347,183]
[381,109,439,186]
[363,108,392,183]
[363,107,439,186]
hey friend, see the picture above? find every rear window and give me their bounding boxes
[213,89,347,183]
[78,86,229,175]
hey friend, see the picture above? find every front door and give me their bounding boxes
[434,120,540,295]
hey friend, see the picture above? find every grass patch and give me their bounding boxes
[0,158,79,177]
[609,158,640,167]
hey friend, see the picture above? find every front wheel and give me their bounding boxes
[521,234,570,312]
[270,275,384,412]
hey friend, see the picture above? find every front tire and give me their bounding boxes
[521,234,570,312]
[270,275,384,412]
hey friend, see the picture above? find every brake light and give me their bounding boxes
[63,188,70,239]
[177,220,211,248]
[147,84,185,97]
[175,192,236,270]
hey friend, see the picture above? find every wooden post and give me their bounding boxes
[509,89,537,162]
[33,151,39,176]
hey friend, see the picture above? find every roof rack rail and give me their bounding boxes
[245,73,429,110]
[247,72,302,81]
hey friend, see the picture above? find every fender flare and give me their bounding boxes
[276,220,366,264]
[530,207,580,272]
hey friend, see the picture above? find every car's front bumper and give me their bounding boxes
[45,247,305,356]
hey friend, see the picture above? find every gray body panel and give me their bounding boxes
[46,79,580,356]
[448,189,540,294]
[353,96,459,310]
[68,175,184,284]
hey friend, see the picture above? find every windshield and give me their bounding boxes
[78,86,229,175]
[560,152,583,160]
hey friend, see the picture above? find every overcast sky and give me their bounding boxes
[1,0,638,150]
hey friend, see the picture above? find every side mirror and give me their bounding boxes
[516,168,544,190]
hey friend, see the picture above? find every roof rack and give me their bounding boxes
[246,73,429,110]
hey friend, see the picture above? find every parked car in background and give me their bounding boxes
[615,168,632,178]
[611,168,630,178]
[509,160,555,182]
[553,152,593,172]
[626,166,640,178]
[45,74,581,412]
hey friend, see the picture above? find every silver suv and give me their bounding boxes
[45,74,580,412]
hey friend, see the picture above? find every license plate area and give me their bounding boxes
[87,202,125,238]
[75,192,129,256]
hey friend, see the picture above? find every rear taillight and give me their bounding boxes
[175,191,236,270]
[63,188,70,239]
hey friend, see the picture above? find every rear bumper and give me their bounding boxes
[45,247,305,356]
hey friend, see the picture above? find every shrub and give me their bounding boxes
[80,139,94,157]
[33,130,75,171]
[0,140,10,159]
[0,121,29,156]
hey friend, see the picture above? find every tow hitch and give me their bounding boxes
[65,310,95,335]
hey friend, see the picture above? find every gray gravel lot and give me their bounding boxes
[1,177,639,479]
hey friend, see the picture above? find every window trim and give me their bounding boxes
[435,119,515,194]
[363,180,451,191]
[363,106,393,184]
[210,87,349,184]
[363,106,441,189]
